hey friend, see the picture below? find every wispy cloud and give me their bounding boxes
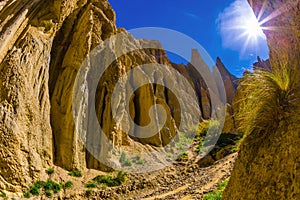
[183,11,200,20]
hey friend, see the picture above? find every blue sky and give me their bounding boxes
[108,0,269,77]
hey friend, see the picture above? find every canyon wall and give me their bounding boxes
[223,0,300,199]
[0,0,237,191]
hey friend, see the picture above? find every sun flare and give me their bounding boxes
[217,0,280,58]
[229,11,267,57]
[243,17,264,39]
[237,11,267,50]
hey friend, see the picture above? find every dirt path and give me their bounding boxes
[142,184,191,200]
[130,153,237,200]
[63,153,237,200]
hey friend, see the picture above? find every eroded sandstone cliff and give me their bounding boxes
[0,0,121,190]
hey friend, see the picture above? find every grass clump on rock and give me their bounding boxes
[85,181,97,188]
[177,151,189,161]
[85,189,93,196]
[119,151,132,166]
[204,178,229,200]
[63,181,73,189]
[132,154,145,165]
[0,191,7,198]
[93,171,127,187]
[46,168,55,175]
[23,192,30,198]
[68,169,83,177]
[24,179,63,198]
[234,66,299,142]
[45,190,52,198]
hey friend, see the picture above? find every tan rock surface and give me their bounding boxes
[215,57,238,104]
[223,0,300,199]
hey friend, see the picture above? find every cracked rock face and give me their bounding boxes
[0,0,119,190]
[0,0,56,190]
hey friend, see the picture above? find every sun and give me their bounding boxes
[244,18,264,39]
[218,0,296,58]
[231,12,267,56]
[217,0,270,57]
[242,15,266,41]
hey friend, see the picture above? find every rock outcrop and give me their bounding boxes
[49,0,119,171]
[253,56,271,72]
[223,0,300,199]
[0,0,123,190]
[215,57,238,104]
[172,53,238,119]
[0,0,56,191]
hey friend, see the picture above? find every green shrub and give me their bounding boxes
[0,191,6,198]
[93,171,127,187]
[195,140,204,153]
[177,151,188,161]
[23,192,30,198]
[101,184,107,190]
[124,159,132,166]
[45,190,52,198]
[63,181,73,189]
[204,191,222,200]
[176,142,183,150]
[197,120,220,139]
[231,145,238,153]
[203,178,229,200]
[119,152,132,166]
[94,175,119,187]
[46,168,55,175]
[197,121,210,136]
[29,185,40,196]
[94,175,111,184]
[132,154,144,165]
[68,169,82,177]
[24,179,62,198]
[116,171,127,183]
[166,153,172,158]
[43,181,52,191]
[40,179,62,194]
[85,189,93,196]
[135,159,144,164]
[85,181,97,188]
[176,132,194,151]
[119,151,126,163]
[51,182,62,194]
[218,178,229,190]
[34,180,46,189]
[45,179,58,190]
[196,144,202,153]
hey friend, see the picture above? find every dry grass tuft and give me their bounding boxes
[234,65,300,143]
